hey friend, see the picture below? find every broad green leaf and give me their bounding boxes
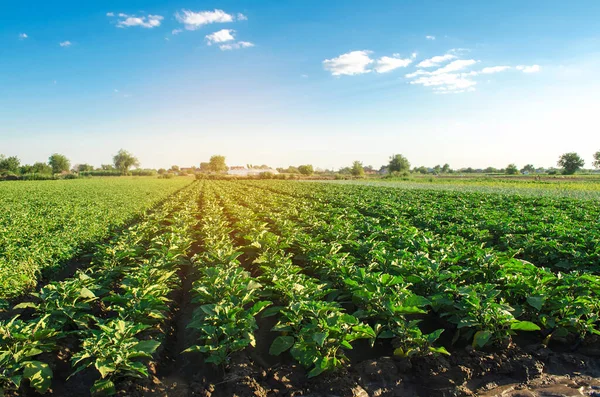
[312,332,327,347]
[472,330,492,348]
[90,379,116,396]
[429,346,451,356]
[22,361,53,394]
[269,336,295,356]
[80,287,96,299]
[526,296,545,311]
[135,339,161,354]
[510,321,541,331]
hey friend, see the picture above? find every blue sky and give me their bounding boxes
[1,0,599,170]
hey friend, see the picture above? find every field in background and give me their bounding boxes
[0,177,191,298]
[324,175,600,200]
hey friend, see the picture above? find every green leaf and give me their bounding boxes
[90,379,116,396]
[526,296,545,311]
[95,360,116,378]
[429,346,451,356]
[22,361,52,394]
[13,302,38,310]
[269,336,295,356]
[134,340,161,355]
[262,306,283,318]
[249,301,271,316]
[472,330,492,348]
[312,332,327,347]
[80,287,96,299]
[510,321,541,331]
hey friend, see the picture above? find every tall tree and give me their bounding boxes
[0,155,21,174]
[351,161,365,177]
[298,164,314,175]
[593,150,600,169]
[48,153,70,174]
[521,164,535,173]
[506,164,519,175]
[199,162,211,173]
[557,152,584,175]
[113,149,140,174]
[441,163,450,173]
[388,154,410,173]
[208,155,228,173]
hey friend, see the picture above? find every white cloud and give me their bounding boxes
[175,9,234,30]
[431,59,478,74]
[416,53,456,68]
[206,29,236,45]
[516,64,541,73]
[172,29,183,35]
[426,35,436,40]
[374,54,413,73]
[117,14,163,28]
[480,66,511,74]
[323,50,374,76]
[106,12,115,17]
[406,59,479,93]
[237,13,248,21]
[410,73,477,93]
[19,33,28,39]
[59,41,72,47]
[219,41,254,51]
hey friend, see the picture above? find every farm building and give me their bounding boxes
[227,166,280,176]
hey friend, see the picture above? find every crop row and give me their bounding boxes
[0,178,192,299]
[0,182,199,396]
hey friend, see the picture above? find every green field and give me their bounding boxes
[0,179,598,396]
[0,177,191,298]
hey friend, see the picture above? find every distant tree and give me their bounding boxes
[113,149,140,174]
[101,164,115,171]
[32,162,52,174]
[209,155,228,173]
[484,167,498,173]
[441,163,450,173]
[433,165,441,174]
[76,164,94,172]
[286,166,299,174]
[199,162,211,173]
[351,161,365,177]
[521,164,535,173]
[276,167,285,173]
[157,168,167,175]
[593,151,600,169]
[388,154,410,173]
[465,167,474,174]
[363,165,374,173]
[170,165,180,172]
[557,152,584,175]
[49,153,70,174]
[298,164,314,175]
[0,155,21,174]
[506,164,519,175]
[415,166,428,174]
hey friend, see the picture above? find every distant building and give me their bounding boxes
[227,166,280,176]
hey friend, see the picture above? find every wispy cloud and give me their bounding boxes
[323,50,374,76]
[480,66,511,74]
[172,29,183,35]
[426,35,436,40]
[374,54,414,73]
[219,41,254,51]
[116,14,164,28]
[416,53,456,68]
[406,59,479,93]
[59,41,72,47]
[19,33,28,39]
[106,12,114,17]
[206,29,236,45]
[517,64,541,73]
[175,9,235,30]
[237,13,248,21]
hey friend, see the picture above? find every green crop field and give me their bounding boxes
[0,177,191,298]
[1,179,598,396]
